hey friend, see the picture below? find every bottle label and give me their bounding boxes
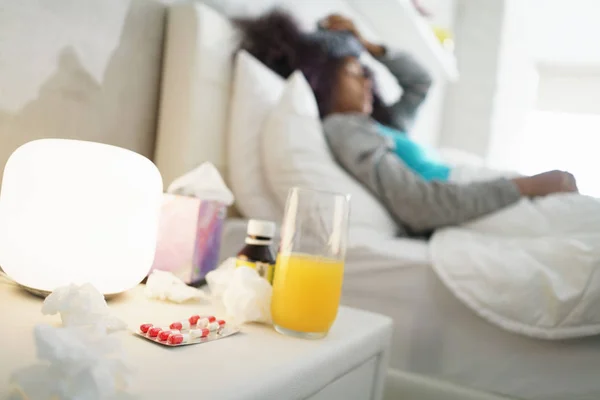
[236,258,274,284]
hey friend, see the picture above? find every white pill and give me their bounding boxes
[208,321,220,331]
[196,318,209,328]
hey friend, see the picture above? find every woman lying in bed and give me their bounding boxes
[236,12,578,237]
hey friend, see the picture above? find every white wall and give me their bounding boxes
[420,0,456,29]
[526,0,600,66]
[411,0,457,147]
[535,66,600,115]
[0,0,168,187]
[438,0,506,159]
[487,0,538,169]
[438,0,600,168]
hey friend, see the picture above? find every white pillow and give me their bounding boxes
[227,51,286,221]
[154,3,238,187]
[261,71,398,238]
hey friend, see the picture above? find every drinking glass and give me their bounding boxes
[271,187,350,339]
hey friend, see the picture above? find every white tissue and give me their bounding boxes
[11,325,131,400]
[167,162,234,205]
[42,283,126,333]
[145,270,210,303]
[206,258,273,325]
[10,283,131,400]
[205,257,236,299]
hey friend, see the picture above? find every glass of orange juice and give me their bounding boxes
[271,187,350,339]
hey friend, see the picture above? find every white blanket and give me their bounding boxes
[430,164,600,339]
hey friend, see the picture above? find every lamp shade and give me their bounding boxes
[0,139,163,295]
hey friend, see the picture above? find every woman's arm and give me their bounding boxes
[323,114,521,234]
[367,44,433,132]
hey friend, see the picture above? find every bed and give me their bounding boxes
[340,241,600,400]
[155,2,600,400]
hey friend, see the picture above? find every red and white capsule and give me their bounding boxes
[167,333,190,345]
[190,328,210,339]
[196,318,209,328]
[170,320,191,331]
[206,316,216,323]
[148,326,164,338]
[140,323,153,334]
[189,315,201,325]
[158,329,180,342]
[208,322,221,331]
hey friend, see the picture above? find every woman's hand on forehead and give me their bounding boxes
[320,14,363,41]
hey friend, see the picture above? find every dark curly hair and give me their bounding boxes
[234,9,393,125]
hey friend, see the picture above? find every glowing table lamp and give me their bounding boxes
[0,139,163,296]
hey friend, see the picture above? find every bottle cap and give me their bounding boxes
[247,219,276,238]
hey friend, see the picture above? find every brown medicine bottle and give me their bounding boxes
[235,220,276,283]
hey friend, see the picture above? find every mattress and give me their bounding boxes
[220,220,600,400]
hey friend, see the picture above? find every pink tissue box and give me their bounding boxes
[150,193,226,285]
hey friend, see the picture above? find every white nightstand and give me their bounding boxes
[0,284,393,400]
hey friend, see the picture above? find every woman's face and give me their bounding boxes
[331,57,373,115]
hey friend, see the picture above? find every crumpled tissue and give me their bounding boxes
[167,162,234,205]
[206,258,273,325]
[42,283,126,333]
[10,325,132,400]
[10,283,132,400]
[145,270,210,303]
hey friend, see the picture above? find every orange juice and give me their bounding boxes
[271,253,344,333]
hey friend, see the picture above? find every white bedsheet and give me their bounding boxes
[433,164,600,339]
[431,193,600,339]
[341,242,600,400]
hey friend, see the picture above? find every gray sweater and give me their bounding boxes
[323,51,522,236]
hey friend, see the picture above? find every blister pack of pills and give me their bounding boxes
[135,314,240,346]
